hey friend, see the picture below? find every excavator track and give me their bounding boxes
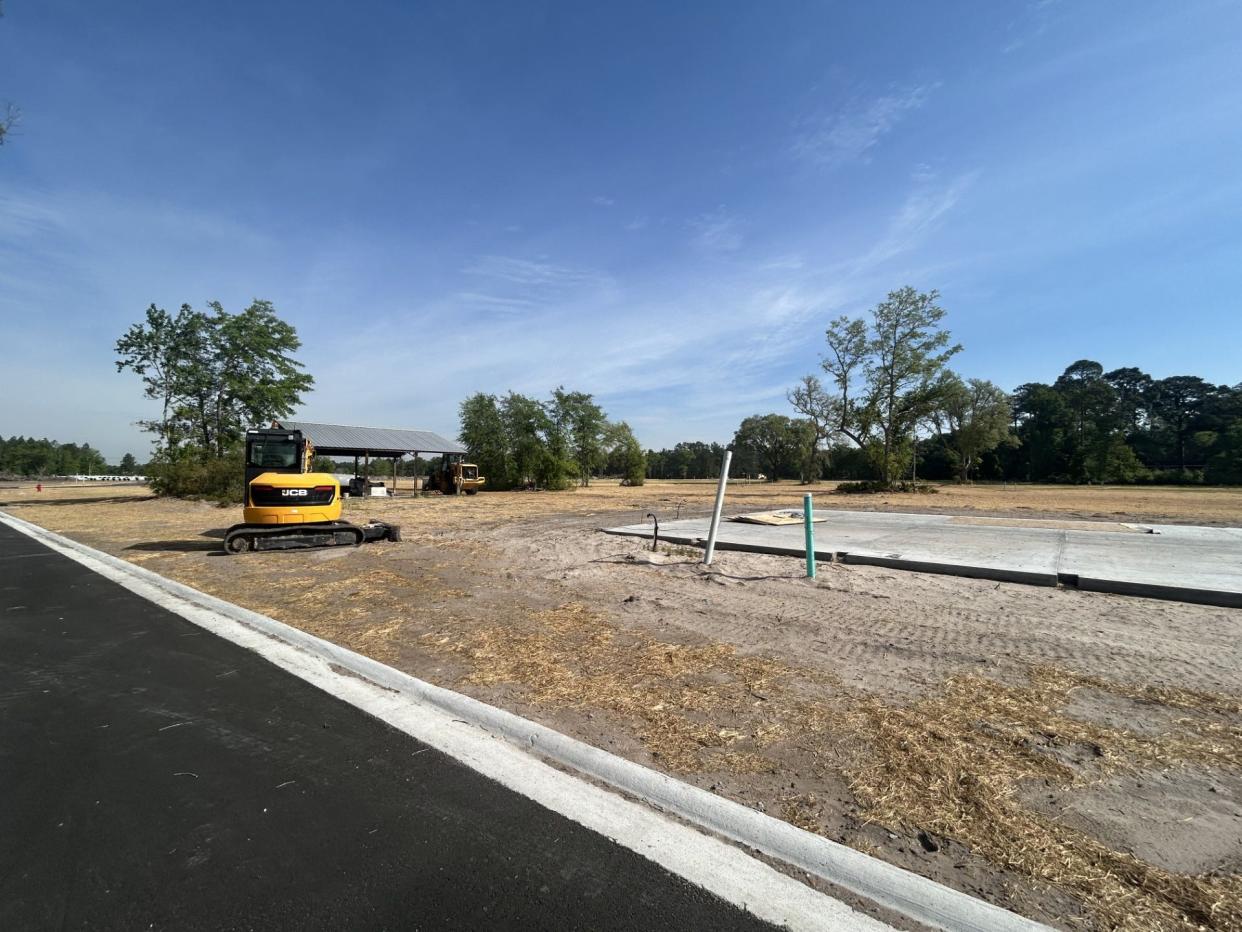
[223,521,399,554]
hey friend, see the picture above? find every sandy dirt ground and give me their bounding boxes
[4,481,1242,930]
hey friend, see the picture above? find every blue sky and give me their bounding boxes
[2,1,1240,462]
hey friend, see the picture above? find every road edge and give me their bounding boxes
[0,509,1047,932]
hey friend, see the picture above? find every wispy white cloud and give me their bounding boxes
[624,216,649,231]
[0,192,71,240]
[450,291,538,314]
[282,174,980,451]
[591,195,616,207]
[757,254,805,272]
[1003,0,1062,54]
[859,172,977,266]
[688,207,743,252]
[0,186,286,460]
[463,254,605,289]
[792,84,937,168]
[2,168,984,458]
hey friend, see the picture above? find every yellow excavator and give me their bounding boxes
[223,428,400,554]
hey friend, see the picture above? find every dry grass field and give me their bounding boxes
[4,480,1242,930]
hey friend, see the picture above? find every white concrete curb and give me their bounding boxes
[1,510,1049,932]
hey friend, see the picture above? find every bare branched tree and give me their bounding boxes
[0,102,20,146]
[0,3,17,148]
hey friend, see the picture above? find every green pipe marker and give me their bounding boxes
[804,492,815,578]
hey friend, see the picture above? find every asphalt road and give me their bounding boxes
[0,522,778,931]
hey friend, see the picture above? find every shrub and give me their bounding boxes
[835,480,889,494]
[149,449,244,505]
[1140,468,1204,486]
[834,480,937,494]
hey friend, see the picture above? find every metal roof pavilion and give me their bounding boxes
[273,420,466,458]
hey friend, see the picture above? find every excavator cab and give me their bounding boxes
[245,430,305,484]
[241,429,340,526]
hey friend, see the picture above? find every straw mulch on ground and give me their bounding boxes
[423,603,1242,931]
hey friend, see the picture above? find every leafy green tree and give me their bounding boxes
[206,301,313,455]
[549,388,607,486]
[501,392,562,488]
[1052,361,1125,482]
[1086,433,1150,483]
[1103,367,1156,435]
[816,287,961,487]
[1151,375,1213,472]
[116,300,313,461]
[458,387,631,490]
[119,453,138,475]
[604,422,646,485]
[543,388,574,482]
[114,304,203,450]
[732,414,806,481]
[790,418,819,483]
[787,374,838,481]
[459,392,510,488]
[1205,423,1242,484]
[931,375,1013,482]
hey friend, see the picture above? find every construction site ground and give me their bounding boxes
[4,480,1241,931]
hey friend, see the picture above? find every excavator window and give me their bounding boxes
[247,440,299,469]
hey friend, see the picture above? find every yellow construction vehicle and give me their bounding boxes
[426,460,485,495]
[223,428,399,554]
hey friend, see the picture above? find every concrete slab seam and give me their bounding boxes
[1052,531,1068,580]
[0,510,1048,932]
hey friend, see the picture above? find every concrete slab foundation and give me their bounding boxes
[603,510,1242,608]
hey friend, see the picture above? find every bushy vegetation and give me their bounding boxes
[147,449,244,504]
[835,479,937,494]
[458,388,645,490]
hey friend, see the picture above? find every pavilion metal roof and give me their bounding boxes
[273,420,466,457]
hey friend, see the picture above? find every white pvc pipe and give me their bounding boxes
[703,450,732,566]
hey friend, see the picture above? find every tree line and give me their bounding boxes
[108,291,1238,496]
[1001,364,1242,484]
[646,441,731,480]
[0,436,139,477]
[458,389,646,489]
[647,287,1242,487]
